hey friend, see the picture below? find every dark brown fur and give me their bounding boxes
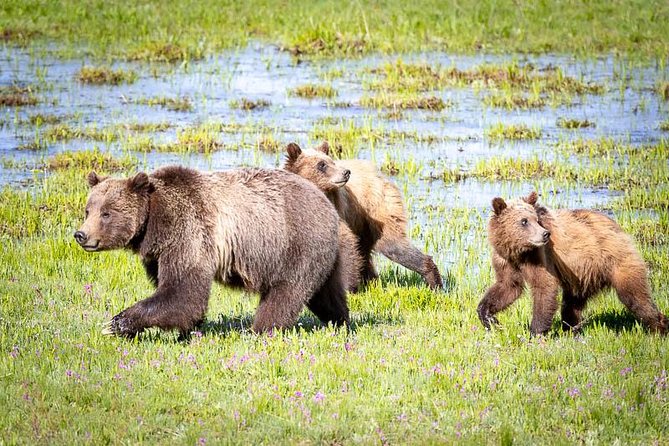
[478,192,668,335]
[283,142,443,290]
[75,166,349,337]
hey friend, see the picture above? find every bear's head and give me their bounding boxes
[488,192,551,260]
[283,141,351,193]
[74,171,153,252]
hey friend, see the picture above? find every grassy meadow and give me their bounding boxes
[2,0,669,444]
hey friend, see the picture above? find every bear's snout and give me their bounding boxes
[74,231,88,245]
[542,230,551,242]
[343,169,351,180]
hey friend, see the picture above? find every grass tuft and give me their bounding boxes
[557,118,596,129]
[132,96,193,112]
[660,120,669,132]
[360,94,448,111]
[0,85,39,107]
[230,98,271,111]
[76,66,137,85]
[47,148,137,171]
[657,82,669,100]
[485,123,541,140]
[289,84,338,99]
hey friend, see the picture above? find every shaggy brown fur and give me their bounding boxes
[478,192,668,335]
[75,165,349,337]
[284,142,443,290]
[338,222,363,293]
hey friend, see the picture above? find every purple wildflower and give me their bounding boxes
[313,391,325,403]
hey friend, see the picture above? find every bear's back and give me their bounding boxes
[208,168,340,290]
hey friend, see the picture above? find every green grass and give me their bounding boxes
[2,0,669,59]
[131,123,224,153]
[43,124,118,143]
[47,149,137,172]
[1,166,668,444]
[485,123,541,141]
[365,60,604,95]
[442,139,669,190]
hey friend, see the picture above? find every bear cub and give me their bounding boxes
[478,192,668,335]
[75,165,349,338]
[284,141,443,290]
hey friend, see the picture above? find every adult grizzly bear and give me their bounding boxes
[478,191,668,335]
[74,165,349,337]
[283,142,443,290]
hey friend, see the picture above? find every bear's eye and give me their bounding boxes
[317,160,327,173]
[101,211,111,220]
[521,218,528,226]
[85,209,89,218]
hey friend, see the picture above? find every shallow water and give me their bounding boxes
[1,44,667,212]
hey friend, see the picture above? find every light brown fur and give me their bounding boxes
[478,192,668,335]
[284,142,443,290]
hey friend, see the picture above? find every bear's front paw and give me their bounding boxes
[101,311,143,338]
[477,308,499,330]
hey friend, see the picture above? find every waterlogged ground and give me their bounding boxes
[1,42,669,444]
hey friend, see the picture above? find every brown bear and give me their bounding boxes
[478,191,668,335]
[283,141,443,290]
[74,165,350,338]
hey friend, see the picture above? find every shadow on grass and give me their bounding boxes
[197,310,403,338]
[375,268,456,293]
[585,310,646,334]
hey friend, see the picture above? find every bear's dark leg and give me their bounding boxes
[142,258,159,287]
[612,267,668,334]
[375,236,443,290]
[105,269,213,338]
[525,269,560,336]
[561,291,587,332]
[307,265,349,327]
[252,283,308,333]
[358,246,378,285]
[477,277,525,329]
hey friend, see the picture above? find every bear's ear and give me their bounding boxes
[523,191,538,206]
[315,141,330,155]
[492,197,507,215]
[286,143,302,162]
[129,172,153,194]
[87,171,107,187]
